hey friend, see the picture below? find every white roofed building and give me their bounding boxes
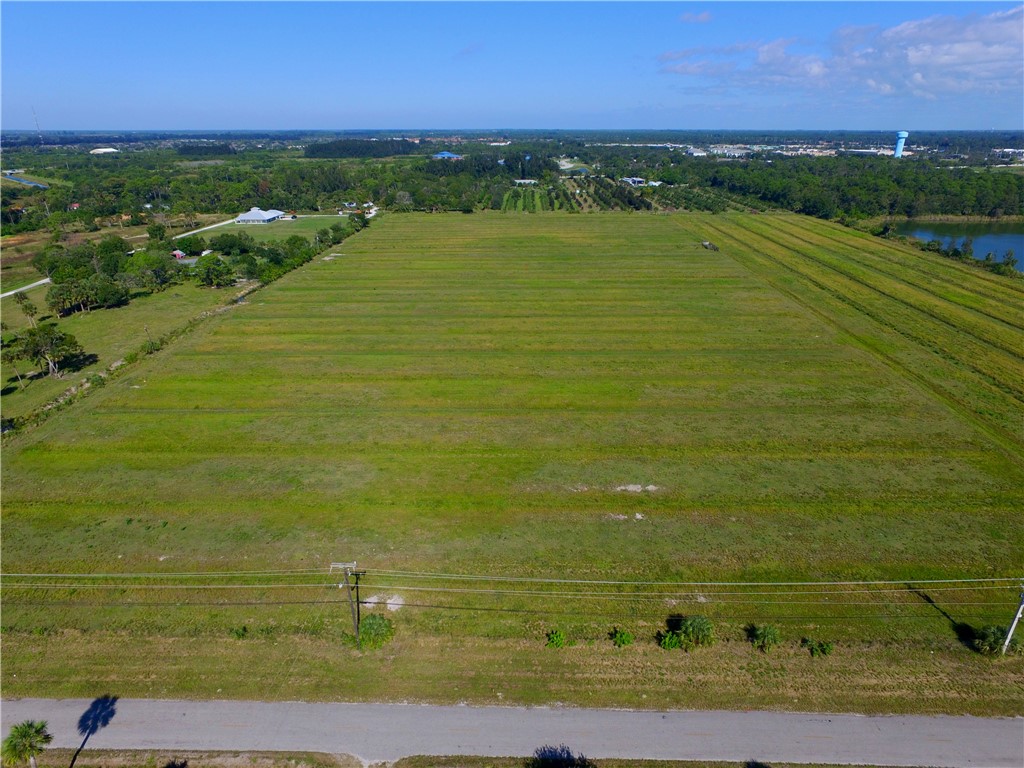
[235,207,285,224]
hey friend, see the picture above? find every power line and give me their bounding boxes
[0,568,328,578]
[2,585,333,593]
[359,569,1023,587]
[5,569,1019,587]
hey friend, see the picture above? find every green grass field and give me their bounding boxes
[1,282,240,420]
[2,212,1022,713]
[213,215,350,244]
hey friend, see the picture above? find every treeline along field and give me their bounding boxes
[2,212,1021,711]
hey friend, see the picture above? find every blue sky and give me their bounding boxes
[2,1,1022,130]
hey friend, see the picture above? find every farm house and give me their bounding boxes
[235,207,285,224]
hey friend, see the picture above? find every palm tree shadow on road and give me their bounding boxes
[68,695,118,768]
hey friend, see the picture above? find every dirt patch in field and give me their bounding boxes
[364,593,405,611]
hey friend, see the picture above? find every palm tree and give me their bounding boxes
[2,720,53,768]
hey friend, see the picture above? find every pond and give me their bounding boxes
[3,175,48,189]
[892,220,1023,265]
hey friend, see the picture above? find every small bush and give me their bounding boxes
[229,625,248,640]
[545,628,568,649]
[802,637,834,657]
[358,613,395,649]
[527,744,596,768]
[677,615,716,651]
[609,627,634,648]
[749,623,781,653]
[657,630,682,650]
[974,625,1021,656]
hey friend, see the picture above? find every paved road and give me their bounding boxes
[0,277,51,299]
[172,218,236,239]
[2,699,1021,766]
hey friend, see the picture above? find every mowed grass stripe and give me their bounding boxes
[731,215,1024,370]
[4,212,1022,585]
[781,214,1024,312]
[693,215,1024,452]
[705,215,1024,400]
[739,215,1024,345]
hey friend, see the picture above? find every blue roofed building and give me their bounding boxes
[432,151,463,160]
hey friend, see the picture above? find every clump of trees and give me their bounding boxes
[3,322,84,379]
[33,234,180,317]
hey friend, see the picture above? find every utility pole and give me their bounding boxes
[330,562,360,648]
[1002,583,1024,656]
[352,568,365,630]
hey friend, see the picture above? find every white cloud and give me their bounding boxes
[659,5,1023,102]
[679,11,712,24]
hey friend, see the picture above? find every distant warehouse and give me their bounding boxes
[235,207,285,224]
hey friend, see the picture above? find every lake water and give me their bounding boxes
[892,221,1023,264]
[3,175,48,189]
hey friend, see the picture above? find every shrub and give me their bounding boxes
[802,637,834,657]
[229,625,248,640]
[749,623,781,653]
[657,630,682,650]
[358,613,395,649]
[677,615,716,651]
[974,625,1021,656]
[527,744,596,768]
[545,629,568,648]
[609,627,634,648]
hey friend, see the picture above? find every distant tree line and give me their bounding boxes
[304,139,422,159]
[176,143,236,156]
[3,139,1022,235]
[651,156,1024,221]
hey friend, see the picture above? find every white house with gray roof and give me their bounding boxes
[235,207,285,224]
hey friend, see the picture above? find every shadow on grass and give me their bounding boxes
[525,744,596,768]
[60,352,100,375]
[69,694,118,768]
[910,587,979,652]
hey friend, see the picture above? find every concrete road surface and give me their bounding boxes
[0,277,51,299]
[1,698,1021,767]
